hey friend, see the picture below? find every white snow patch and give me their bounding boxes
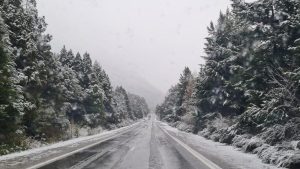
[0,122,140,161]
[159,121,282,169]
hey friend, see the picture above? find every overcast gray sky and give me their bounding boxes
[37,0,231,93]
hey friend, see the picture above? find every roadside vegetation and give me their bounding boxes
[0,0,149,155]
[156,0,300,168]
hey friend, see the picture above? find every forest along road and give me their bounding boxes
[0,118,279,169]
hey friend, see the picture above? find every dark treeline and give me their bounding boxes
[0,0,149,155]
[156,0,300,168]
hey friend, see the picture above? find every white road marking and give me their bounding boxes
[69,151,107,169]
[129,146,136,152]
[158,124,223,169]
[26,122,141,169]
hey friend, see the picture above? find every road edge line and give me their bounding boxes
[158,124,223,169]
[26,122,141,169]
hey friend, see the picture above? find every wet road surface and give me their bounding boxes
[38,119,216,169]
[1,117,280,169]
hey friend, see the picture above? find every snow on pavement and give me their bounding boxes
[0,121,141,162]
[159,121,283,169]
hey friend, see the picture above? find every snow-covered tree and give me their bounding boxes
[0,13,25,150]
[128,93,149,119]
[0,0,150,154]
[156,67,196,123]
[113,86,132,122]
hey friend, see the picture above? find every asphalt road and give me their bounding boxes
[34,118,220,169]
[0,117,280,169]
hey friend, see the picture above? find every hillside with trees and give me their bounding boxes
[156,0,300,168]
[0,0,149,155]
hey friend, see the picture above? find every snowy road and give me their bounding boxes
[0,118,281,169]
[37,120,210,169]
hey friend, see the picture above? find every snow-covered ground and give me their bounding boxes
[0,121,142,169]
[159,121,283,169]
